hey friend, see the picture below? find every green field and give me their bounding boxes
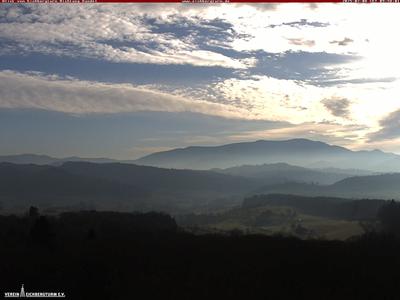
[181,205,364,240]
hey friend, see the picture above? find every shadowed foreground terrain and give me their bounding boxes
[2,206,400,300]
[176,194,385,240]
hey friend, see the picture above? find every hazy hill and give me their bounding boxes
[313,167,376,177]
[1,158,399,214]
[331,173,400,198]
[0,154,121,165]
[0,162,147,209]
[0,154,58,165]
[135,139,400,172]
[257,173,400,199]
[0,162,259,213]
[60,162,258,194]
[213,162,357,185]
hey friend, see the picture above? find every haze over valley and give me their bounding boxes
[1,139,399,224]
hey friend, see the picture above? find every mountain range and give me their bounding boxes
[135,139,400,172]
[1,139,400,213]
[3,139,400,173]
[213,163,375,185]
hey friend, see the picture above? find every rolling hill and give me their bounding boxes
[257,173,400,199]
[1,147,400,214]
[0,162,147,211]
[0,162,259,213]
[60,161,259,194]
[212,162,366,185]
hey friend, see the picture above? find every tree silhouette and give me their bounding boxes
[29,206,39,218]
[29,216,54,246]
[377,200,400,236]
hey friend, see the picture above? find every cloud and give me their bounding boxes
[251,51,360,84]
[316,77,397,87]
[2,4,400,158]
[287,38,315,47]
[321,97,351,119]
[0,53,246,87]
[368,109,400,141]
[270,19,329,28]
[237,3,278,11]
[0,4,391,88]
[0,5,248,69]
[0,70,251,119]
[329,38,354,46]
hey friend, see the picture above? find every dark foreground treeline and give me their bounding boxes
[2,204,400,300]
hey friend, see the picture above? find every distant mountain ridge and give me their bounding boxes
[2,139,400,173]
[0,154,59,165]
[257,173,400,199]
[213,162,374,185]
[135,139,400,172]
[0,154,122,166]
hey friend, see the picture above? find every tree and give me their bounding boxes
[377,200,400,236]
[29,216,54,247]
[29,206,39,218]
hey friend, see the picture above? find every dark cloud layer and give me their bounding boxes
[369,109,400,141]
[319,77,397,86]
[269,19,330,28]
[330,38,354,46]
[287,38,315,47]
[321,97,351,119]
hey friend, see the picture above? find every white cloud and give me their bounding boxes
[0,70,250,119]
[203,76,344,124]
[2,4,400,77]
[138,73,400,139]
[2,4,400,153]
[0,5,248,68]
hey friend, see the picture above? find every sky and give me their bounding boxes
[0,3,400,159]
